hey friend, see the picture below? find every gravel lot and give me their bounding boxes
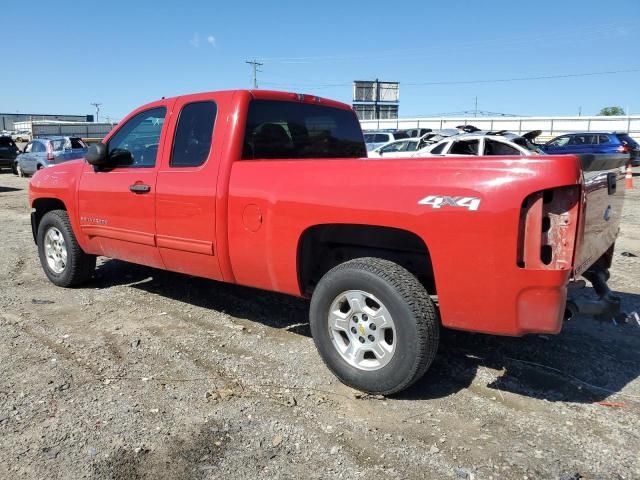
[1,168,639,479]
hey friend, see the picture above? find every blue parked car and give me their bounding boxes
[14,136,88,177]
[543,132,639,166]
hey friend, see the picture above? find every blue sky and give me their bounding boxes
[1,0,639,120]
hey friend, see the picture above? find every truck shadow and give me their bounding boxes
[93,259,312,336]
[402,292,640,404]
[94,259,640,404]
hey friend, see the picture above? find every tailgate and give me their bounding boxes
[573,154,627,275]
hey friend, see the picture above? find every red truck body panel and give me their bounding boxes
[29,89,625,337]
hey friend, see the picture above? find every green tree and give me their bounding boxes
[598,106,625,116]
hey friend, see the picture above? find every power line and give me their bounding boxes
[245,59,264,89]
[258,21,636,64]
[259,67,640,90]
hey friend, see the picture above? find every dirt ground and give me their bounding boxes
[1,168,639,480]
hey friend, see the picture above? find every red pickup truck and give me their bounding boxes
[29,90,627,394]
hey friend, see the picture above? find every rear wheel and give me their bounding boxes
[37,210,96,287]
[309,257,439,395]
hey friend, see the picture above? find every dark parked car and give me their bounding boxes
[543,132,640,166]
[15,137,88,177]
[0,136,20,172]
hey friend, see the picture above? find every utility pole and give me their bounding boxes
[578,106,582,116]
[245,59,263,89]
[474,96,478,117]
[90,102,102,122]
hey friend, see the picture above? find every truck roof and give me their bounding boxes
[155,89,355,112]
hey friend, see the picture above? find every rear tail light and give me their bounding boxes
[617,144,631,153]
[517,186,581,270]
[47,142,54,161]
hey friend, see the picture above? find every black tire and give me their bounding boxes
[37,210,96,287]
[309,257,439,395]
[11,161,18,175]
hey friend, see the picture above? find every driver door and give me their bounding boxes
[78,103,173,268]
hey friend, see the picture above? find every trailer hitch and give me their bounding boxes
[564,268,629,323]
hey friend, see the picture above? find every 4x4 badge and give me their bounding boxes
[418,195,481,211]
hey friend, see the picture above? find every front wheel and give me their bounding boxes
[309,257,439,395]
[37,210,96,287]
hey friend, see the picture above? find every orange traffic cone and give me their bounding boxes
[625,162,634,190]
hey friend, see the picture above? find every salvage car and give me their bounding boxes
[29,90,627,394]
[15,136,88,177]
[543,132,639,166]
[414,130,544,157]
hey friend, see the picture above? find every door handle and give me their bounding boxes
[129,183,151,194]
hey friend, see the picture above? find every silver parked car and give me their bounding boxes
[412,130,543,157]
[15,136,88,177]
[363,130,410,151]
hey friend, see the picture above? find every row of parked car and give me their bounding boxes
[364,127,640,165]
[1,128,639,176]
[1,129,32,142]
[0,135,88,176]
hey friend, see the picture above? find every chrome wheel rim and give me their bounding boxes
[44,227,67,274]
[328,290,396,371]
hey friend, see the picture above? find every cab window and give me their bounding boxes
[108,107,166,167]
[171,101,217,167]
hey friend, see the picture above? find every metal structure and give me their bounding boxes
[360,114,640,142]
[245,59,264,89]
[90,102,103,123]
[1,113,93,132]
[352,80,399,120]
[13,120,116,140]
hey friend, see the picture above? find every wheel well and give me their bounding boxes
[32,198,67,239]
[298,224,436,296]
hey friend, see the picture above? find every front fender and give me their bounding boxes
[29,160,86,249]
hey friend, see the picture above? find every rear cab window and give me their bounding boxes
[243,100,366,159]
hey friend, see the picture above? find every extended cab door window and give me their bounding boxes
[170,101,217,167]
[107,107,166,168]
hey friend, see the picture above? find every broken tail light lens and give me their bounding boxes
[517,186,581,270]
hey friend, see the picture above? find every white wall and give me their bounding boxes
[360,115,640,141]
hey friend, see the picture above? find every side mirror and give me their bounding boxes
[86,143,109,166]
